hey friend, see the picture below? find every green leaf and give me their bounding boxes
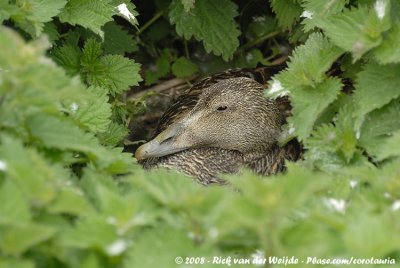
[181,0,195,13]
[51,44,82,76]
[103,22,138,55]
[98,122,129,146]
[0,2,19,23]
[272,33,343,89]
[359,100,400,157]
[61,216,119,252]
[0,136,61,206]
[0,222,56,255]
[0,259,34,268]
[124,226,210,268]
[374,24,400,64]
[12,0,67,37]
[318,4,391,60]
[73,86,112,133]
[43,22,60,43]
[48,187,95,216]
[169,0,240,61]
[270,0,302,29]
[85,54,142,95]
[27,114,100,155]
[0,179,31,223]
[112,0,139,26]
[58,0,114,38]
[171,57,198,78]
[376,130,400,160]
[144,51,171,85]
[353,63,400,118]
[289,77,343,140]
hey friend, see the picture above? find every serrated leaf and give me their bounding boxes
[48,187,95,216]
[374,24,400,64]
[98,122,129,146]
[318,4,391,61]
[169,0,240,61]
[144,51,171,85]
[0,136,61,206]
[360,100,400,158]
[103,22,138,55]
[112,0,139,26]
[85,54,142,95]
[181,0,195,12]
[171,57,198,78]
[12,0,67,37]
[61,216,118,250]
[273,33,343,89]
[0,179,31,223]
[377,130,400,160]
[58,0,114,38]
[270,0,302,29]
[73,86,112,133]
[301,0,349,32]
[43,22,60,43]
[0,2,19,23]
[81,38,103,66]
[289,77,343,140]
[353,63,400,118]
[51,44,82,75]
[0,222,56,255]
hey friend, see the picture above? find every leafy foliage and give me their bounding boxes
[1,0,400,267]
[169,0,240,60]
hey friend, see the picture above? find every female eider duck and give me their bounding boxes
[135,68,301,185]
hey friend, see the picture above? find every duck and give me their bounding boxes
[135,67,301,185]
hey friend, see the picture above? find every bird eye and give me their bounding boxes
[216,106,228,111]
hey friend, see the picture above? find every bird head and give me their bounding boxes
[135,77,284,160]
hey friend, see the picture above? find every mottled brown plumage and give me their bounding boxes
[135,68,301,185]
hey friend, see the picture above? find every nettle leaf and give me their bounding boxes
[270,0,302,29]
[374,24,400,64]
[11,0,67,37]
[73,86,112,134]
[0,179,31,223]
[318,4,391,61]
[98,122,129,146]
[306,105,357,165]
[0,136,62,207]
[103,22,138,55]
[359,99,400,158]
[171,57,198,78]
[289,77,343,140]
[26,114,101,156]
[0,222,56,255]
[112,0,139,26]
[51,44,82,76]
[353,63,400,118]
[169,0,240,61]
[88,55,142,95]
[144,51,172,85]
[0,2,19,23]
[80,39,142,94]
[377,130,400,160]
[58,0,115,38]
[181,0,195,12]
[272,33,343,89]
[301,0,349,32]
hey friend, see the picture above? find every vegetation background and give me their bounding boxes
[0,0,400,267]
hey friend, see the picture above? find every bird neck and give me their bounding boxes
[242,144,286,175]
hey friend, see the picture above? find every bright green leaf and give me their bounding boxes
[171,57,198,78]
[169,0,240,61]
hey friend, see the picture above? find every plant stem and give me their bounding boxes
[137,10,164,35]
